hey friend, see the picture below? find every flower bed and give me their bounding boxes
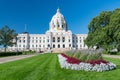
[58,53,116,72]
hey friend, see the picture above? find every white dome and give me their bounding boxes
[49,8,67,32]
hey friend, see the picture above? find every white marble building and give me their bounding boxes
[9,8,88,52]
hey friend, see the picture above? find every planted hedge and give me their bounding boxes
[0,52,22,57]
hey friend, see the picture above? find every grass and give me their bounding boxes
[0,53,120,80]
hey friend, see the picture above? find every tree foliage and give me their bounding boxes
[85,8,120,51]
[0,25,17,52]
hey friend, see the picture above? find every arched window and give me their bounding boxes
[63,44,65,48]
[58,44,60,48]
[69,44,71,47]
[48,44,50,47]
[58,24,60,27]
[62,25,64,28]
[80,45,82,48]
[53,44,55,48]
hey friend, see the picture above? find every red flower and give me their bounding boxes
[60,53,81,64]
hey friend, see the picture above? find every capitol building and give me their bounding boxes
[9,8,88,52]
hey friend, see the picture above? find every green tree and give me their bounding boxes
[85,8,120,52]
[0,26,18,52]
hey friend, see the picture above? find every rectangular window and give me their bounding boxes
[32,40,34,43]
[43,45,45,47]
[36,40,38,43]
[19,40,21,43]
[80,40,82,43]
[47,39,49,42]
[23,45,25,48]
[62,37,65,42]
[73,40,74,43]
[23,40,25,43]
[80,45,82,48]
[69,39,70,42]
[32,45,34,48]
[53,37,55,42]
[58,37,60,42]
[80,37,81,39]
[39,45,41,47]
[43,40,45,43]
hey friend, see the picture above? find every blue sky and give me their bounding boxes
[0,0,120,34]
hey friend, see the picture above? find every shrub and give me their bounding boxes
[22,50,36,55]
[0,52,22,57]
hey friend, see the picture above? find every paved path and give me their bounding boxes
[0,54,39,64]
[103,54,120,59]
[0,53,120,64]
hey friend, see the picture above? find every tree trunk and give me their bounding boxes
[4,46,7,53]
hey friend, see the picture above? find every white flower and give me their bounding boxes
[58,54,116,72]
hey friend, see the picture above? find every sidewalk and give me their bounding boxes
[0,54,38,64]
[103,54,120,59]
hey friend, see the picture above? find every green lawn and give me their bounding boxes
[0,53,120,80]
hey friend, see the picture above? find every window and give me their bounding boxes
[36,40,38,43]
[39,40,41,43]
[62,25,63,28]
[43,45,45,47]
[69,39,70,42]
[39,45,41,47]
[80,45,82,48]
[23,40,25,43]
[80,40,82,43]
[32,45,34,48]
[36,45,37,47]
[73,40,74,43]
[57,37,60,42]
[48,44,50,47]
[69,44,71,47]
[84,44,85,47]
[62,37,65,42]
[43,40,45,43]
[19,40,21,43]
[83,37,85,40]
[23,45,25,48]
[63,44,65,48]
[58,44,60,48]
[58,24,60,27]
[53,44,55,48]
[73,45,75,48]
[53,37,55,42]
[47,39,49,42]
[19,45,21,47]
[76,45,78,48]
[32,40,34,43]
[76,40,78,43]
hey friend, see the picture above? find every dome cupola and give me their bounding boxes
[49,8,67,32]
